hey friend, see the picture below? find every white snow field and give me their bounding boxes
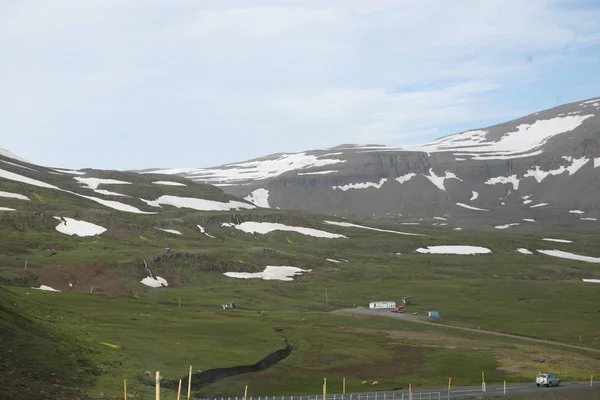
[297,170,338,176]
[543,238,572,243]
[423,169,462,191]
[155,228,182,235]
[537,250,600,263]
[332,178,387,191]
[409,114,594,160]
[152,181,187,186]
[1,159,37,172]
[0,168,155,214]
[517,248,533,255]
[0,190,30,200]
[0,148,30,163]
[415,246,492,255]
[530,203,548,208]
[223,266,310,281]
[456,202,488,211]
[0,207,16,211]
[146,152,346,184]
[54,217,107,237]
[470,191,479,200]
[524,156,589,182]
[485,175,520,190]
[31,285,60,292]
[395,173,417,184]
[197,224,216,238]
[140,276,169,287]
[143,195,255,211]
[324,220,425,236]
[582,279,600,283]
[494,223,520,229]
[244,188,271,208]
[222,221,346,239]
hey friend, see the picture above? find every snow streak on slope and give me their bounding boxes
[411,115,594,160]
[297,170,338,176]
[224,266,310,281]
[244,188,270,208]
[0,207,16,211]
[332,178,387,191]
[1,159,37,172]
[155,228,182,235]
[147,153,346,184]
[53,217,107,237]
[538,250,600,263]
[470,191,479,201]
[415,245,491,255]
[543,238,572,243]
[144,195,255,211]
[74,177,132,197]
[595,158,600,168]
[0,148,30,163]
[324,220,425,236]
[495,223,520,229]
[423,169,462,191]
[517,248,533,255]
[0,190,29,201]
[222,221,346,239]
[53,168,86,175]
[524,157,589,182]
[197,225,216,238]
[152,181,187,186]
[456,203,488,211]
[0,168,154,214]
[485,175,520,190]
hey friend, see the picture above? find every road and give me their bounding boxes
[334,307,600,354]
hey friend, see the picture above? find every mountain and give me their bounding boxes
[142,97,600,231]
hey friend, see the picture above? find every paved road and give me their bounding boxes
[335,307,600,354]
[216,381,593,400]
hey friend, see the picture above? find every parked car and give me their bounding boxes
[536,373,560,387]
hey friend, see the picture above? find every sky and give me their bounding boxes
[2,0,600,170]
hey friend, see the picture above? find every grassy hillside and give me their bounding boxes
[1,154,600,399]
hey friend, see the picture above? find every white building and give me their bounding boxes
[369,301,396,309]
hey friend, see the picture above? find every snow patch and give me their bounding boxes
[470,191,479,201]
[523,218,536,222]
[537,250,600,263]
[326,258,341,263]
[0,159,37,172]
[144,195,255,211]
[0,190,29,201]
[395,173,417,184]
[0,207,16,211]
[580,217,597,221]
[197,224,216,238]
[411,115,594,160]
[0,148,30,163]
[495,223,520,229]
[594,158,600,168]
[569,210,585,214]
[485,175,520,190]
[332,178,387,191]
[297,170,338,176]
[582,279,600,283]
[140,276,169,287]
[524,156,590,182]
[155,228,182,235]
[456,202,488,211]
[152,181,187,186]
[517,248,533,255]
[415,246,491,255]
[543,238,572,243]
[324,220,425,236]
[54,217,107,237]
[53,168,86,175]
[423,169,462,191]
[32,285,60,292]
[223,221,346,239]
[244,188,270,208]
[530,203,548,208]
[224,266,310,281]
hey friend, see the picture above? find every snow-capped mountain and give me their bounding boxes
[142,97,600,229]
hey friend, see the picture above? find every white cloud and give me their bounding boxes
[1,0,600,168]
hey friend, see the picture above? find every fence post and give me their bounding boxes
[591,375,594,387]
[155,371,160,400]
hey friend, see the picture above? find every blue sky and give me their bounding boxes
[2,0,600,170]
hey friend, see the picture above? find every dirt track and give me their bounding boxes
[334,307,600,354]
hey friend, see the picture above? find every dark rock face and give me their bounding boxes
[145,98,600,228]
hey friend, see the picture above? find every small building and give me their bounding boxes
[369,301,396,309]
[427,311,440,318]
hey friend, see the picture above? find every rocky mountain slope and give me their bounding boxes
[142,97,600,230]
